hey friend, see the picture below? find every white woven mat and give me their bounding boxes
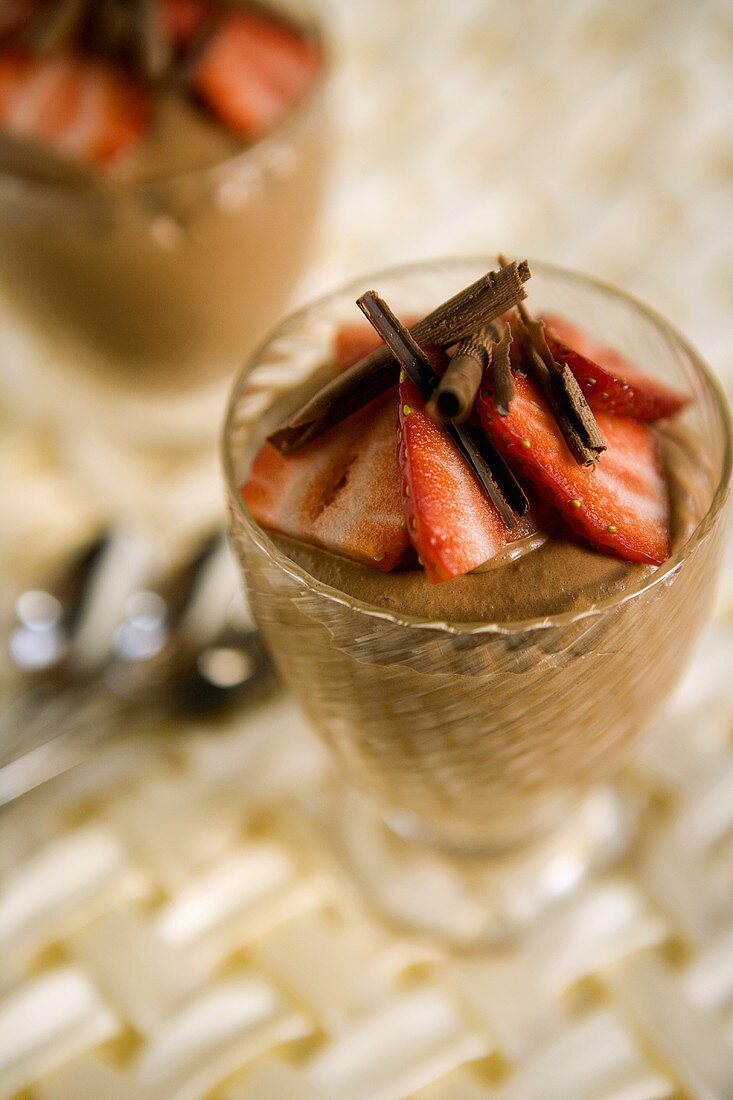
[2,622,733,1100]
[2,1,733,1097]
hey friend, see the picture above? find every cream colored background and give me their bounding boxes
[314,0,732,396]
[2,2,733,1098]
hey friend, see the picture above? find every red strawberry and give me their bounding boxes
[192,9,321,139]
[160,0,211,48]
[242,394,408,572]
[334,316,421,372]
[477,373,670,565]
[541,313,689,422]
[398,375,510,583]
[477,376,669,567]
[0,50,148,164]
[334,323,382,372]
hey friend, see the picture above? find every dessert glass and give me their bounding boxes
[224,259,731,938]
[0,0,330,451]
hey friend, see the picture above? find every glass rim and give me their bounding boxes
[0,0,329,199]
[223,256,733,637]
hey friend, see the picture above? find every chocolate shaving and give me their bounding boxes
[356,291,433,392]
[428,320,516,423]
[29,0,87,54]
[356,291,525,529]
[268,260,531,454]
[23,0,206,87]
[491,321,515,417]
[517,310,605,465]
[448,427,527,527]
[18,0,315,99]
[138,0,172,83]
[95,1,133,59]
[498,254,605,465]
[427,330,488,424]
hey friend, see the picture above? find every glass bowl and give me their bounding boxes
[0,0,332,449]
[224,258,731,856]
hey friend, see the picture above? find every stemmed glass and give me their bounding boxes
[224,258,731,943]
[0,0,331,455]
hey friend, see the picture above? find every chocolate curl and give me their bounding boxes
[427,332,487,424]
[29,0,87,53]
[491,321,515,417]
[25,0,186,85]
[427,320,517,423]
[498,253,605,465]
[139,0,172,82]
[517,308,605,466]
[268,260,531,454]
[356,290,527,529]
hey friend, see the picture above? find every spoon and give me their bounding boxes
[0,531,274,804]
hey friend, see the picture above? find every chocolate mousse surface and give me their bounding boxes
[120,91,239,181]
[0,88,240,183]
[270,425,704,623]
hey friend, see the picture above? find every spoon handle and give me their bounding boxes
[0,682,127,806]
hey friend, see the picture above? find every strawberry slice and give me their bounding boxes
[399,375,510,583]
[334,323,382,372]
[541,313,689,422]
[334,316,421,372]
[477,373,670,565]
[192,8,321,139]
[242,394,408,572]
[0,50,148,164]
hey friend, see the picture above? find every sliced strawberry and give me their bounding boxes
[477,373,670,565]
[333,316,421,372]
[334,323,382,372]
[399,376,510,583]
[541,313,690,422]
[0,49,148,164]
[160,0,211,48]
[242,394,408,571]
[192,9,321,139]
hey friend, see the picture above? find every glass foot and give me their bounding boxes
[306,784,636,948]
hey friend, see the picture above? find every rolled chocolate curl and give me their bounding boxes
[29,0,87,53]
[268,260,531,454]
[356,290,527,529]
[427,336,487,424]
[498,253,604,465]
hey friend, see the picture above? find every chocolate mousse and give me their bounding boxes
[0,0,328,394]
[228,259,727,852]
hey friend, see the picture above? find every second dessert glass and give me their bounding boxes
[224,258,731,942]
[0,0,331,456]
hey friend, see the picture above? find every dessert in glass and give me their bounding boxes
[224,257,731,939]
[0,0,330,447]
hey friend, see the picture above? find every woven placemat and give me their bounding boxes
[1,1,733,1097]
[1,616,733,1099]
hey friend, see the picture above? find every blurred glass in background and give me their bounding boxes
[1,0,731,560]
